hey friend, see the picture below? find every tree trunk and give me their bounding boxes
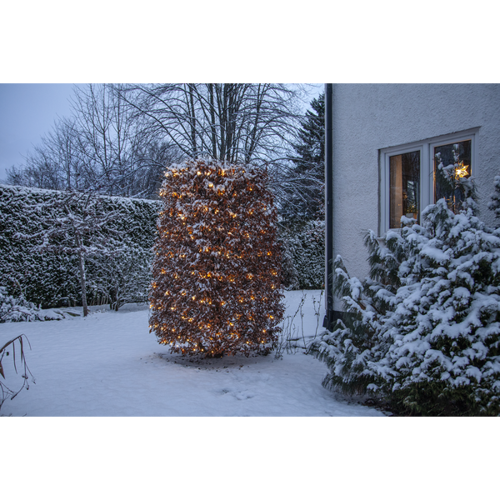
[77,246,89,317]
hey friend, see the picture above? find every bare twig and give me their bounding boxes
[0,335,35,411]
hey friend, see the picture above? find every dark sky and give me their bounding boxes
[0,84,77,182]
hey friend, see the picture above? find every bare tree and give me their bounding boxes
[114,84,302,164]
[69,84,140,196]
[7,84,180,198]
[16,192,126,317]
[7,83,322,212]
[113,83,315,209]
[7,118,88,192]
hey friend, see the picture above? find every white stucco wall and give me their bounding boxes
[330,84,500,307]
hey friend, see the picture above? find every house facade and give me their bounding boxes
[326,84,500,314]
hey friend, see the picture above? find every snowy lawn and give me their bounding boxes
[0,290,384,416]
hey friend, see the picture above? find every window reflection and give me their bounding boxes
[389,151,420,228]
[434,140,471,213]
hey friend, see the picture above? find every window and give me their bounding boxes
[380,129,477,234]
[434,139,472,213]
[389,150,420,228]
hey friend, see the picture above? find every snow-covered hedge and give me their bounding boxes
[0,185,160,309]
[279,219,325,290]
[310,175,500,416]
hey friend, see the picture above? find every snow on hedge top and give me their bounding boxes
[0,183,162,207]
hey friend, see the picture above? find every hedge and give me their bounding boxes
[0,184,161,308]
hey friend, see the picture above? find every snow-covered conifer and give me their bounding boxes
[149,159,285,357]
[310,175,500,415]
[279,219,325,290]
[488,175,500,223]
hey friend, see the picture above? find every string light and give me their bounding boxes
[149,159,285,358]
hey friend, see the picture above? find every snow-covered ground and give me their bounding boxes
[0,290,384,417]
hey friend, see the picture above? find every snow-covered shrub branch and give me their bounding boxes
[309,175,500,415]
[0,286,63,323]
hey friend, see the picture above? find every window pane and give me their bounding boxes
[434,140,471,212]
[389,151,420,228]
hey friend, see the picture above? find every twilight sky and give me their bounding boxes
[0,83,323,184]
[0,84,78,182]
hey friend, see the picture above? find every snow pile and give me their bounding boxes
[0,291,384,416]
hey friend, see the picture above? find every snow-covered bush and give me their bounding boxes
[279,234,300,291]
[0,286,62,322]
[487,175,500,224]
[150,159,285,357]
[310,170,500,416]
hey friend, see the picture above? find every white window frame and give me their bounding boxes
[379,128,478,235]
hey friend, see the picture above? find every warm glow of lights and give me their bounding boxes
[455,162,469,179]
[149,159,284,358]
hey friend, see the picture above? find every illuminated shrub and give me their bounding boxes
[149,159,285,357]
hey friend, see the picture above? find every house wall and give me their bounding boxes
[330,84,500,307]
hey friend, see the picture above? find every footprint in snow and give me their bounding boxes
[234,391,255,401]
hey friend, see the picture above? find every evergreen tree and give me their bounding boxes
[281,93,325,221]
[488,175,500,224]
[279,219,325,290]
[309,167,500,416]
[278,93,326,290]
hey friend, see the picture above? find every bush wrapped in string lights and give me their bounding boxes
[149,159,285,357]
